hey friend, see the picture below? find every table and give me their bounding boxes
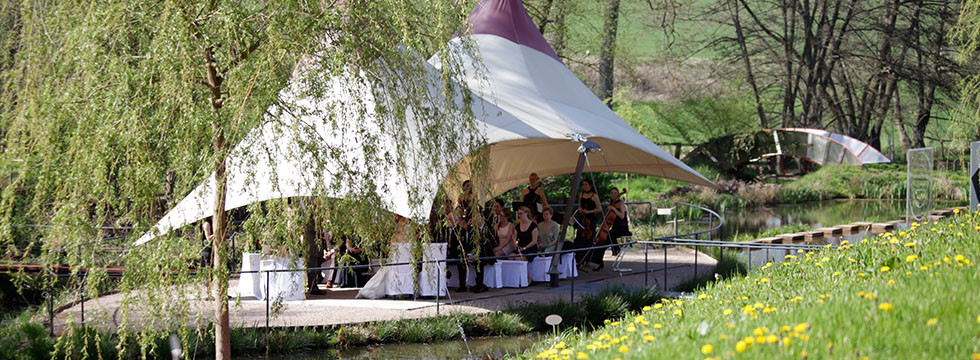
[256,257,305,302]
[498,260,529,288]
[237,253,263,298]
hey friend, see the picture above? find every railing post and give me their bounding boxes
[79,272,84,326]
[48,273,54,336]
[663,246,667,290]
[436,262,440,315]
[644,243,648,288]
[265,270,270,336]
[673,203,678,238]
[569,266,575,303]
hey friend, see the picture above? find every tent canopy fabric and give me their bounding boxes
[135,62,510,245]
[136,0,714,245]
[783,128,891,164]
[434,0,714,197]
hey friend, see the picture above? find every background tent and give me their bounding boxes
[432,0,715,197]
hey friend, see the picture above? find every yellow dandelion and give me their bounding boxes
[723,309,733,315]
[880,266,891,272]
[879,302,894,311]
[654,323,662,329]
[927,318,937,326]
[618,345,629,354]
[906,254,918,262]
[701,344,714,355]
[643,335,655,343]
[735,341,747,353]
[576,352,589,359]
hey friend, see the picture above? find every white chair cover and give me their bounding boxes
[529,256,552,282]
[237,252,262,297]
[257,257,305,301]
[418,243,447,297]
[559,253,578,279]
[498,260,529,288]
[386,243,415,296]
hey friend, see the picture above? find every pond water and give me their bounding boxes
[254,333,543,360]
[719,199,963,239]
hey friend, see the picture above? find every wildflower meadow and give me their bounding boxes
[525,209,980,359]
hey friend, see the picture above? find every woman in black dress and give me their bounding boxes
[577,179,603,269]
[521,173,549,222]
[514,206,539,261]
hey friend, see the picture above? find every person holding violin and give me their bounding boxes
[605,188,630,256]
[513,205,539,261]
[574,179,603,269]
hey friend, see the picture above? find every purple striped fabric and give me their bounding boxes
[468,0,562,63]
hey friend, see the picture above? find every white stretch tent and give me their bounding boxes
[135,60,515,245]
[783,128,891,164]
[137,0,714,245]
[433,0,714,196]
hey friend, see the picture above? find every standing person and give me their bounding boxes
[537,206,560,253]
[577,179,603,269]
[521,173,549,222]
[514,206,539,261]
[493,208,517,257]
[450,212,491,293]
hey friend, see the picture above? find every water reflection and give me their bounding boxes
[721,199,937,238]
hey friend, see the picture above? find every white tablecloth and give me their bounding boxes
[529,256,552,282]
[256,257,305,302]
[498,260,529,288]
[237,253,263,297]
[447,261,503,289]
[418,243,447,297]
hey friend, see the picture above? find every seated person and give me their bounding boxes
[513,206,539,261]
[537,206,560,253]
[335,236,369,288]
[492,208,516,257]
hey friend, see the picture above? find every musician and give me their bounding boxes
[577,180,603,270]
[607,188,631,256]
[449,212,493,293]
[521,173,549,222]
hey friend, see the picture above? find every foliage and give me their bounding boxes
[521,211,980,359]
[615,97,757,146]
[0,0,491,357]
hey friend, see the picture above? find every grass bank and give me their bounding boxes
[629,164,968,213]
[522,210,980,359]
[0,286,661,359]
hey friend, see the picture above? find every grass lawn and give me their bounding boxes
[521,210,980,359]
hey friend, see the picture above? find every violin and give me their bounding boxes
[596,189,627,245]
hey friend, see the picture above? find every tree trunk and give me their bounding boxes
[729,0,767,128]
[598,0,621,107]
[893,87,911,151]
[912,82,935,148]
[204,46,232,360]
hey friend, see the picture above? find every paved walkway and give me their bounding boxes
[52,246,716,333]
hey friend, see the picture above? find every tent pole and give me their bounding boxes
[549,151,588,287]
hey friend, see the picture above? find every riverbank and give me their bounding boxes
[650,164,968,212]
[521,210,980,359]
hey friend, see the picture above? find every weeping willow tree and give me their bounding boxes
[0,0,489,358]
